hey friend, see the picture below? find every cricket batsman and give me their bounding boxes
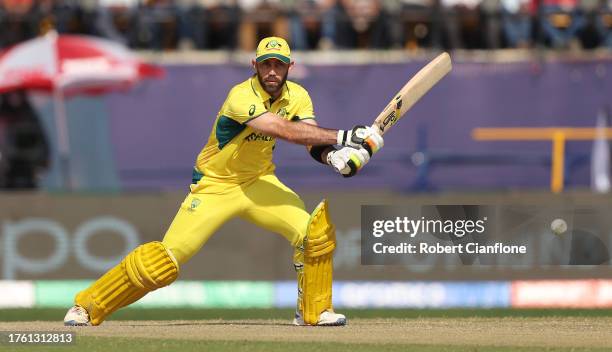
[64,37,383,327]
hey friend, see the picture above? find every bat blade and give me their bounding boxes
[372,52,452,135]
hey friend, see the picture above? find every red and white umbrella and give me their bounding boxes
[0,31,163,188]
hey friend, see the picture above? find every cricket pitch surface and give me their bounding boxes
[1,317,612,351]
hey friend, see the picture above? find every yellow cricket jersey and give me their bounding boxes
[191,75,315,192]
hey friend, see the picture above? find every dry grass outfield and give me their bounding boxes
[2,317,612,349]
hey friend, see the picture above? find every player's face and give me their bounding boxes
[253,58,293,97]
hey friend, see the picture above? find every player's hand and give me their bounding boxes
[337,125,384,156]
[326,146,370,177]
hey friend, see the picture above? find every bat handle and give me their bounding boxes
[372,123,384,136]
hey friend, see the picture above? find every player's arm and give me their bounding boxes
[301,119,335,162]
[246,112,337,145]
[246,112,384,155]
[247,114,378,178]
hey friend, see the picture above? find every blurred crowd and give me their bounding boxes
[0,0,611,51]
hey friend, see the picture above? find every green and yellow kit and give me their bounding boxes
[163,76,316,263]
[73,37,338,327]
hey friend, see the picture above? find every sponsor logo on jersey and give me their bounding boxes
[245,132,273,142]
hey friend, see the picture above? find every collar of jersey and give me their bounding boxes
[251,75,290,104]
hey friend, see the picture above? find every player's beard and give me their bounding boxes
[256,69,287,98]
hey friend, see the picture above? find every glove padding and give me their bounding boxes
[326,146,371,177]
[337,125,384,156]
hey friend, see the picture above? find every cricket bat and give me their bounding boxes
[372,52,452,135]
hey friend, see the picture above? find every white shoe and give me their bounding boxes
[292,310,346,326]
[64,305,91,326]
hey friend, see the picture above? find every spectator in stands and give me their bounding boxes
[34,0,95,35]
[577,0,604,48]
[93,0,133,45]
[238,0,284,50]
[481,0,503,48]
[397,0,437,49]
[438,0,466,49]
[206,0,241,49]
[538,0,587,48]
[0,0,38,48]
[282,0,324,50]
[48,0,76,33]
[0,91,49,189]
[131,0,180,50]
[176,0,207,49]
[319,0,343,48]
[501,0,533,47]
[594,0,611,47]
[323,0,392,48]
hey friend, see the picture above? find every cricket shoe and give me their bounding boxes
[64,305,91,326]
[293,310,346,326]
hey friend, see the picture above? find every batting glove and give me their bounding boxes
[326,146,371,177]
[337,125,384,156]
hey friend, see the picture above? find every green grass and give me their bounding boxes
[2,308,612,322]
[1,338,610,352]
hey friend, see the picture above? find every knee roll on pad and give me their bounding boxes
[75,241,179,325]
[301,199,336,325]
[124,242,178,290]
